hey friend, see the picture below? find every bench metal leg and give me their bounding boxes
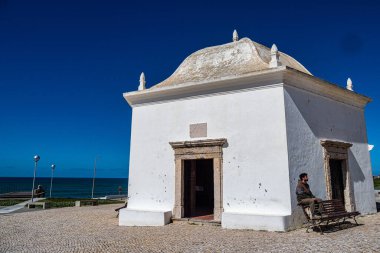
[318,224,324,235]
[305,220,315,233]
[313,220,324,235]
[353,216,358,225]
[338,218,344,229]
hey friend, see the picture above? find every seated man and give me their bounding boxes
[35,185,45,197]
[296,173,322,217]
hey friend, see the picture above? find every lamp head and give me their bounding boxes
[33,155,40,162]
[51,164,56,170]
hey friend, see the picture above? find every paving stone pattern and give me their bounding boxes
[1,205,379,253]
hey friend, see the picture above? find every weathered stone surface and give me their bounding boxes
[151,38,312,89]
[190,123,207,138]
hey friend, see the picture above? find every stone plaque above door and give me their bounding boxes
[190,123,207,138]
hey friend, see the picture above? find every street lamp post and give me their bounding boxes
[91,156,98,199]
[31,155,40,202]
[50,164,56,198]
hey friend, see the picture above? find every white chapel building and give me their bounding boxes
[120,31,377,231]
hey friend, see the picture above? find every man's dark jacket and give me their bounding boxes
[296,180,315,202]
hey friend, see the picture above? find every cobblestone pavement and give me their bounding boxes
[0,205,379,253]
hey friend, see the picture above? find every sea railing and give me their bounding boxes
[0,178,128,199]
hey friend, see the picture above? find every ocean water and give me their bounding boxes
[0,177,128,198]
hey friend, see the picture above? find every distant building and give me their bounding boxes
[120,31,377,231]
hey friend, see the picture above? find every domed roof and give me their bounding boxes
[151,37,311,89]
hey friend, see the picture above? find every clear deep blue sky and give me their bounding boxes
[0,0,379,178]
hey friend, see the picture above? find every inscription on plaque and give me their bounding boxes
[190,123,207,138]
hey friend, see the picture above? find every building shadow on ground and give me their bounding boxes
[311,221,362,234]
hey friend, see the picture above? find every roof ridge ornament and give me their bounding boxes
[269,44,281,68]
[346,78,353,91]
[233,30,239,42]
[138,72,146,91]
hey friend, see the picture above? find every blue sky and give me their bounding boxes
[0,0,379,178]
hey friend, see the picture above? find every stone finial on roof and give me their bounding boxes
[138,72,146,91]
[271,44,278,53]
[269,44,281,68]
[346,78,353,91]
[233,30,239,42]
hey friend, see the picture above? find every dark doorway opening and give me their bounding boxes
[184,159,214,218]
[329,159,345,204]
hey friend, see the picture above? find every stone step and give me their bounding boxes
[172,218,221,226]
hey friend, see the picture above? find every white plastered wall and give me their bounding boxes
[283,85,377,229]
[122,85,292,230]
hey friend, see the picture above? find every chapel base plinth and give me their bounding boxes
[119,208,172,226]
[222,212,291,231]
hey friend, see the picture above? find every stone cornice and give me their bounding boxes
[169,138,227,149]
[284,68,371,109]
[123,66,371,109]
[123,67,285,107]
[320,140,353,149]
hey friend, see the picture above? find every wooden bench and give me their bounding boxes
[28,202,49,209]
[75,200,98,207]
[300,199,360,234]
[115,201,128,217]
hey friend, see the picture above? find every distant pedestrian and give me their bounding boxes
[35,185,45,197]
[118,185,122,195]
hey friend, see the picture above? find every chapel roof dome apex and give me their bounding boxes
[151,37,311,89]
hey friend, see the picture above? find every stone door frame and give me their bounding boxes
[170,138,226,221]
[321,140,355,211]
